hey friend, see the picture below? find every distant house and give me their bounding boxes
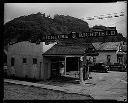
[7,40,98,80]
[92,41,127,65]
[116,42,127,65]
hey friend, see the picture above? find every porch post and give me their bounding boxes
[83,53,88,80]
[80,56,84,83]
[122,54,125,65]
[64,56,66,75]
[78,57,79,76]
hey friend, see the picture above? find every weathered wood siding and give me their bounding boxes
[43,57,51,80]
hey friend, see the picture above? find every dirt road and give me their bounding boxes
[4,71,127,101]
[4,83,92,100]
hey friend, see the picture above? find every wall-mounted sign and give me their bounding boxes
[41,27,117,40]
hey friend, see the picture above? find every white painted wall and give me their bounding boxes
[95,51,117,64]
[8,41,42,56]
[8,41,57,55]
[7,41,56,80]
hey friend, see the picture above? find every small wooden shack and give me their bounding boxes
[43,39,99,80]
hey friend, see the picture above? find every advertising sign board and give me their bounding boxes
[42,27,117,40]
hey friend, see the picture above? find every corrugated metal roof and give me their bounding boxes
[92,42,102,50]
[43,40,98,56]
[43,45,84,55]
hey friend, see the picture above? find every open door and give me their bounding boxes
[51,62,60,78]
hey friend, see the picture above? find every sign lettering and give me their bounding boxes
[41,27,117,40]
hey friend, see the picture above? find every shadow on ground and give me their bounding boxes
[40,76,80,86]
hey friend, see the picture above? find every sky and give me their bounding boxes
[4,2,127,37]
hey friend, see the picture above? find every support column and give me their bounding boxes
[79,56,84,83]
[122,55,125,65]
[64,56,66,75]
[78,57,80,78]
[83,53,88,80]
[80,67,83,83]
[83,53,90,80]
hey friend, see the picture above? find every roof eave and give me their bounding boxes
[97,50,117,52]
[43,54,83,56]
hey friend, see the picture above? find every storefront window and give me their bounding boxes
[117,55,123,64]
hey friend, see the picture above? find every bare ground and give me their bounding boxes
[4,83,93,100]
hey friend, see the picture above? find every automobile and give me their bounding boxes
[89,63,109,73]
[114,15,119,17]
[120,14,124,16]
[109,63,126,72]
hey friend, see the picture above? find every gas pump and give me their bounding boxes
[79,53,89,83]
[80,56,84,83]
[83,53,89,80]
[83,65,88,80]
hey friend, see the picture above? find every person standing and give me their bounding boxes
[60,62,64,76]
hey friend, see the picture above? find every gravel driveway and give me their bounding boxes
[4,83,93,100]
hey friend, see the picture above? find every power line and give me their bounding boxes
[108,19,126,26]
[85,11,126,21]
[89,18,126,28]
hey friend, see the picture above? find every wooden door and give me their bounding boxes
[39,62,42,79]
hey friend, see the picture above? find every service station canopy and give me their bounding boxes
[41,27,117,41]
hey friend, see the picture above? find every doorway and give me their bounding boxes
[51,62,60,78]
[66,57,79,72]
[49,56,79,84]
[50,57,65,79]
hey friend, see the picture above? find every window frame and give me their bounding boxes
[23,58,27,63]
[33,58,37,64]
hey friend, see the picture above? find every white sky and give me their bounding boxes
[4,2,127,37]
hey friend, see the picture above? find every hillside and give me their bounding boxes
[4,12,126,45]
[4,12,89,45]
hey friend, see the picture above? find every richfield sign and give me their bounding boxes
[42,27,117,40]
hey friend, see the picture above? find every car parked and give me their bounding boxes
[89,63,109,73]
[108,63,126,72]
